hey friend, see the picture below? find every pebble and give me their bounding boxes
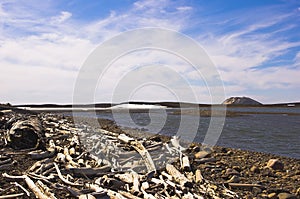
[225,168,240,176]
[252,187,262,195]
[268,193,277,198]
[195,157,216,164]
[278,193,297,199]
[250,165,260,173]
[267,159,284,170]
[194,151,210,159]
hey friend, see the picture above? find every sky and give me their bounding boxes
[0,0,300,104]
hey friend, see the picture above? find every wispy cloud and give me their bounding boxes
[197,4,300,102]
[0,0,300,104]
[51,11,72,24]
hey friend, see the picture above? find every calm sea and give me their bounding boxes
[73,107,300,159]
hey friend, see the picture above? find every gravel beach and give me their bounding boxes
[0,108,299,199]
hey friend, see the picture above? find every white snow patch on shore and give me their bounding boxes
[110,104,167,109]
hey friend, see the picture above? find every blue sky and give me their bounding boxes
[0,0,300,104]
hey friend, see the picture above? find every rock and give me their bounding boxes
[267,159,284,170]
[232,166,242,172]
[194,151,210,159]
[268,193,277,199]
[194,157,216,164]
[250,165,260,173]
[278,193,297,199]
[252,187,262,195]
[297,188,300,195]
[225,168,240,176]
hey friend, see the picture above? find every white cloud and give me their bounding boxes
[176,6,192,11]
[0,61,77,104]
[51,11,72,24]
[199,12,300,98]
[0,0,299,104]
[294,52,300,67]
[0,34,95,71]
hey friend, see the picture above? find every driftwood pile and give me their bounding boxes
[0,111,240,198]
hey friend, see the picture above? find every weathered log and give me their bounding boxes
[63,147,79,167]
[29,151,56,160]
[0,158,12,166]
[118,134,134,143]
[227,183,262,188]
[119,191,142,199]
[103,177,125,191]
[118,134,156,173]
[166,164,192,187]
[68,166,111,177]
[182,156,190,171]
[78,194,96,199]
[107,190,127,199]
[11,181,30,196]
[161,171,172,181]
[55,153,66,163]
[7,118,42,149]
[115,173,134,183]
[0,193,24,199]
[141,189,156,199]
[53,163,82,186]
[195,169,203,184]
[2,173,47,198]
[36,180,57,199]
[0,161,16,171]
[131,171,140,194]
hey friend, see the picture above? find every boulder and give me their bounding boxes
[266,159,284,170]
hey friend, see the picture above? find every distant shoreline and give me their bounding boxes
[9,100,300,109]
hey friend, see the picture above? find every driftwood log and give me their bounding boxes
[118,134,156,173]
[6,118,42,149]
